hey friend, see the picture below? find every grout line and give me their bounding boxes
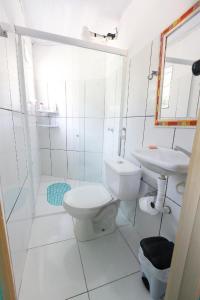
[88,270,140,293]
[158,211,164,236]
[72,219,90,294]
[40,148,104,154]
[122,59,132,158]
[133,197,138,226]
[6,175,28,223]
[28,236,76,250]
[126,114,154,118]
[83,81,86,181]
[158,176,169,236]
[125,59,132,118]
[158,128,176,236]
[0,107,25,114]
[37,115,111,119]
[34,210,66,219]
[48,116,53,176]
[141,41,153,148]
[141,178,157,191]
[65,80,69,179]
[65,291,89,300]
[65,271,141,300]
[165,196,181,208]
[101,78,106,182]
[118,229,140,264]
[171,128,176,149]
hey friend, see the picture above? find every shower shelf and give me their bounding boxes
[37,110,58,117]
[37,124,59,128]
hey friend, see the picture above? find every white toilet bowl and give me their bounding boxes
[63,184,119,241]
[64,157,142,242]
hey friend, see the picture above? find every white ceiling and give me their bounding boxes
[21,0,132,43]
[14,0,197,51]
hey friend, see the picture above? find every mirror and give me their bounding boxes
[155,2,200,126]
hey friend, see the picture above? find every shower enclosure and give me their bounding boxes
[31,36,124,182]
[0,24,126,297]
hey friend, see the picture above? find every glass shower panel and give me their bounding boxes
[33,39,123,183]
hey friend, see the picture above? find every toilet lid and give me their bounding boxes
[64,185,112,209]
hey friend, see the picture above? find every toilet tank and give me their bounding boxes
[104,157,142,202]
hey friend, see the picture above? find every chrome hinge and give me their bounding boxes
[0,26,8,38]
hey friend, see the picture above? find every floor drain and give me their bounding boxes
[47,183,71,206]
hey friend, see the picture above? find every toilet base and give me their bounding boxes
[74,202,119,242]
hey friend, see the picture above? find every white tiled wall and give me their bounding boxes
[124,117,145,163]
[50,118,67,150]
[123,38,196,245]
[126,45,152,117]
[160,197,181,241]
[34,44,123,182]
[143,117,175,148]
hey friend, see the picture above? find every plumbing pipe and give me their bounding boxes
[139,176,171,215]
[155,176,167,211]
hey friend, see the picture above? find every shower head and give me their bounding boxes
[82,26,118,42]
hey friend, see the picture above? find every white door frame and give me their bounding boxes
[165,111,200,300]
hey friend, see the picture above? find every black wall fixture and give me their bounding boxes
[192,59,200,76]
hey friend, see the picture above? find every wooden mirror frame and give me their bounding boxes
[155,1,200,127]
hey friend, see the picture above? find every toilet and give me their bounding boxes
[63,157,142,241]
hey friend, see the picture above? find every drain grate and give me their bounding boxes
[47,183,71,206]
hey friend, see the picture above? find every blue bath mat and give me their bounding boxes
[47,183,71,206]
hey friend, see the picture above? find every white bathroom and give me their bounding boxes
[0,1,200,300]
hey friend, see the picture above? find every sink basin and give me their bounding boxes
[132,148,190,176]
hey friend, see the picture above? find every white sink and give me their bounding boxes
[132,148,190,176]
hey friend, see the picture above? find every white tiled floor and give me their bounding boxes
[74,294,90,300]
[89,273,150,300]
[119,224,142,257]
[78,231,139,290]
[29,213,74,248]
[35,194,65,216]
[19,176,151,300]
[19,240,87,300]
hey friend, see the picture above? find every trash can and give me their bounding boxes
[138,237,174,300]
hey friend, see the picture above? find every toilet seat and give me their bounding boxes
[63,185,113,210]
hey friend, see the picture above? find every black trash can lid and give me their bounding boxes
[140,237,174,270]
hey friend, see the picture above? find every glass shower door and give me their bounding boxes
[33,40,124,183]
